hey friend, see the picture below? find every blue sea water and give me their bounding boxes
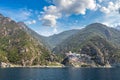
[0,67,119,80]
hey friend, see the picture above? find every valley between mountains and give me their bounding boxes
[0,14,120,68]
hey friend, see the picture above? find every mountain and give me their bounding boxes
[1,13,120,67]
[17,22,51,49]
[80,36,116,65]
[0,14,55,66]
[52,23,120,66]
[17,22,80,50]
[46,29,80,49]
[61,36,118,67]
[53,23,120,54]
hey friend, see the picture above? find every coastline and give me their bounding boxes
[0,62,112,68]
[0,62,65,68]
[10,65,64,68]
[0,65,112,68]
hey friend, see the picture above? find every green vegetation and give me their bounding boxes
[1,14,120,67]
[52,23,120,66]
[53,23,120,54]
[0,14,54,66]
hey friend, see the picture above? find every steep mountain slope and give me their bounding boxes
[0,14,53,66]
[61,36,117,67]
[47,29,80,49]
[17,22,51,49]
[52,23,120,66]
[53,23,120,54]
[80,36,116,66]
[17,22,80,50]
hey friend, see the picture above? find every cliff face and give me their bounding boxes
[61,36,116,67]
[0,14,53,66]
[80,36,116,66]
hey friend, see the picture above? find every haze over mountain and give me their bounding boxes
[115,25,120,31]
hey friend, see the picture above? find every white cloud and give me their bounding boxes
[35,27,59,36]
[102,13,120,27]
[100,7,110,14]
[41,0,120,30]
[100,1,120,14]
[53,0,97,12]
[53,27,58,33]
[40,5,61,27]
[119,8,120,14]
[99,0,120,27]
[98,0,103,3]
[0,8,32,21]
[25,20,36,25]
[42,15,57,27]
[40,0,97,27]
[36,30,53,37]
[70,26,85,30]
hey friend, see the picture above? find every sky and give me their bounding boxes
[0,0,120,36]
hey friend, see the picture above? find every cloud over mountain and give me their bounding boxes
[41,0,97,27]
[25,20,36,25]
[41,5,61,27]
[100,1,120,14]
[99,0,120,27]
[0,8,32,21]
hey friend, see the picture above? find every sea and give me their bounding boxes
[0,67,119,80]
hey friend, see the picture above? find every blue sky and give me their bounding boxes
[0,0,120,36]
